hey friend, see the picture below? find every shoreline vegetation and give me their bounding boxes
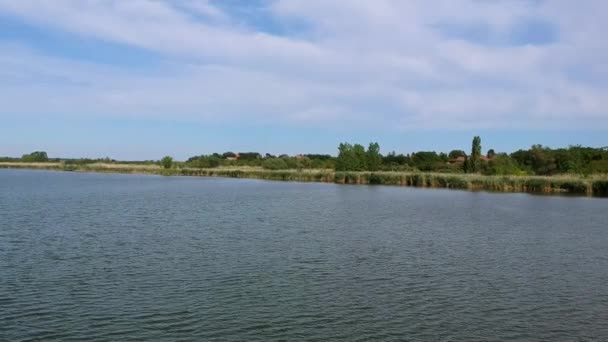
[3,137,608,197]
[2,161,607,197]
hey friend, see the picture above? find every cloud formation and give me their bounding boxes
[0,0,606,130]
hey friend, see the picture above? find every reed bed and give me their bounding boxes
[2,162,607,197]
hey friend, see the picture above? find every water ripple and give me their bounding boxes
[1,169,608,341]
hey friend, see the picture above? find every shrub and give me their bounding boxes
[592,180,608,196]
[262,158,289,170]
[161,156,173,169]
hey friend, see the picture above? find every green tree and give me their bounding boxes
[353,144,367,171]
[22,151,48,162]
[336,143,355,171]
[208,156,221,168]
[262,158,289,170]
[483,154,521,175]
[383,151,410,167]
[448,150,466,159]
[510,145,557,175]
[469,136,482,173]
[192,158,206,169]
[411,151,443,171]
[487,149,496,159]
[336,142,369,171]
[588,159,608,174]
[161,156,173,169]
[366,142,382,171]
[237,152,261,161]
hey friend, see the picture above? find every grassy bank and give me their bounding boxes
[2,162,607,197]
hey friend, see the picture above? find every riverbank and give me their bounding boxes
[2,162,607,197]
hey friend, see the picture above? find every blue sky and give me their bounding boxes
[0,0,606,160]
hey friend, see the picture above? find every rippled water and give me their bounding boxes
[1,169,607,341]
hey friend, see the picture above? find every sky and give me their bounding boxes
[0,0,607,160]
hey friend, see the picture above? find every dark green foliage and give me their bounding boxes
[21,151,48,162]
[483,154,522,175]
[587,160,608,174]
[303,154,333,161]
[262,158,289,170]
[336,142,384,171]
[469,136,482,173]
[186,152,333,170]
[383,151,410,164]
[161,156,173,169]
[367,173,382,185]
[366,142,382,171]
[411,151,443,172]
[310,158,335,169]
[509,145,608,175]
[557,180,589,194]
[592,180,608,196]
[353,144,367,170]
[336,143,359,171]
[208,156,221,168]
[188,155,221,168]
[382,151,411,170]
[448,150,466,159]
[237,152,261,161]
[511,145,556,175]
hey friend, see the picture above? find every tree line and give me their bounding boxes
[7,137,608,175]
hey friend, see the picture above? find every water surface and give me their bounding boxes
[1,169,607,341]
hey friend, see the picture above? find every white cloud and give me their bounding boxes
[0,0,606,130]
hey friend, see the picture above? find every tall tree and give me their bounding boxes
[470,136,482,173]
[336,143,355,171]
[366,142,382,171]
[353,144,367,171]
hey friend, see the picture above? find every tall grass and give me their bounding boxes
[1,162,607,197]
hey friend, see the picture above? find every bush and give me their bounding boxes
[161,156,173,169]
[592,180,608,196]
[262,158,289,170]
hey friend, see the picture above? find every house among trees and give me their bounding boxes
[225,153,239,161]
[447,156,491,164]
[448,156,467,164]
